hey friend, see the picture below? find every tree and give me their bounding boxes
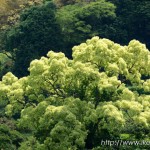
[4,1,63,77]
[107,0,150,49]
[1,37,150,149]
[0,117,24,150]
[56,0,116,56]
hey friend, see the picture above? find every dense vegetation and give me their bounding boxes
[0,0,150,149]
[0,0,150,77]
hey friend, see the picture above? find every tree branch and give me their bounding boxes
[2,50,15,61]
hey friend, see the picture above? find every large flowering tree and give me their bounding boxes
[0,37,150,149]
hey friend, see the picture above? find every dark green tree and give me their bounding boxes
[0,117,24,150]
[5,1,63,77]
[108,0,150,48]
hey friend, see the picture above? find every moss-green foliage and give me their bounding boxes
[56,0,116,52]
[0,118,24,150]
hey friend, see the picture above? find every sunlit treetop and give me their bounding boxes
[73,36,150,84]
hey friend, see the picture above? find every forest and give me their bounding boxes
[0,0,150,149]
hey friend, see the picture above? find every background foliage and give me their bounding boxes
[0,0,150,77]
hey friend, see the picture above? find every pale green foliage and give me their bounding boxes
[143,79,150,92]
[0,53,8,64]
[18,101,87,149]
[1,37,150,148]
[0,72,17,104]
[96,102,125,131]
[73,36,150,84]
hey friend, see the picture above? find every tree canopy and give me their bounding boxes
[4,1,63,77]
[107,0,150,47]
[0,37,150,149]
[56,0,116,51]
